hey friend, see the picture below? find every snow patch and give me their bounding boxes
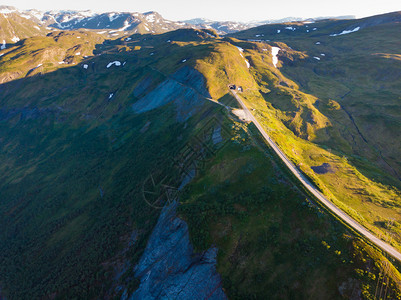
[320,53,325,56]
[106,61,121,68]
[34,25,40,30]
[235,46,247,67]
[285,26,296,31]
[182,59,187,63]
[330,27,360,37]
[118,20,130,32]
[108,13,119,22]
[109,93,114,99]
[271,46,281,68]
[0,8,16,14]
[146,14,155,22]
[277,29,281,33]
[125,37,132,41]
[11,36,20,43]
[83,64,88,69]
[236,46,244,53]
[313,56,320,60]
[75,52,81,56]
[80,10,95,18]
[58,61,65,64]
[30,10,44,21]
[1,40,5,50]
[315,42,321,45]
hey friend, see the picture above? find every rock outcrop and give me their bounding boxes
[132,67,210,122]
[125,201,226,300]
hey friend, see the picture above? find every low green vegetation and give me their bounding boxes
[179,116,401,299]
[0,12,46,43]
[222,23,401,252]
[0,18,400,299]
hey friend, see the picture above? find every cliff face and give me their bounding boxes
[125,201,226,300]
[127,65,226,299]
[132,66,211,122]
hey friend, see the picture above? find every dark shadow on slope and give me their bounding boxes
[0,33,227,299]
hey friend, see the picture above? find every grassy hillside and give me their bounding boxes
[225,14,401,253]
[0,11,47,44]
[0,25,400,299]
[179,120,401,299]
[0,30,104,83]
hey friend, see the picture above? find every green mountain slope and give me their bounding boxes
[0,30,104,84]
[227,12,401,253]
[0,7,47,44]
[0,21,400,299]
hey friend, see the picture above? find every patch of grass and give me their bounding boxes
[179,115,401,299]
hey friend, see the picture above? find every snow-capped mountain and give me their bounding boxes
[0,6,47,44]
[184,15,356,34]
[0,7,193,38]
[39,11,190,35]
[0,5,357,39]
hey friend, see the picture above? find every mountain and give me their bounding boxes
[0,6,193,39]
[0,9,401,300]
[0,6,47,44]
[184,15,356,34]
[227,9,401,259]
[39,10,190,35]
[0,6,357,39]
[230,10,401,40]
[184,18,251,34]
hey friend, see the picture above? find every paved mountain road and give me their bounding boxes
[148,65,401,261]
[230,90,401,262]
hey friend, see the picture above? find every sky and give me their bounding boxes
[4,0,401,22]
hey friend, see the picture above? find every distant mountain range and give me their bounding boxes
[184,15,355,33]
[1,4,401,299]
[0,5,356,39]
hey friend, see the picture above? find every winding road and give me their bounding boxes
[147,65,401,261]
[230,90,401,262]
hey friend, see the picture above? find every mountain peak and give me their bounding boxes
[0,5,17,14]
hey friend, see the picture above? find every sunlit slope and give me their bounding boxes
[0,10,47,44]
[0,30,104,84]
[222,15,401,250]
[0,30,225,298]
[0,26,400,299]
